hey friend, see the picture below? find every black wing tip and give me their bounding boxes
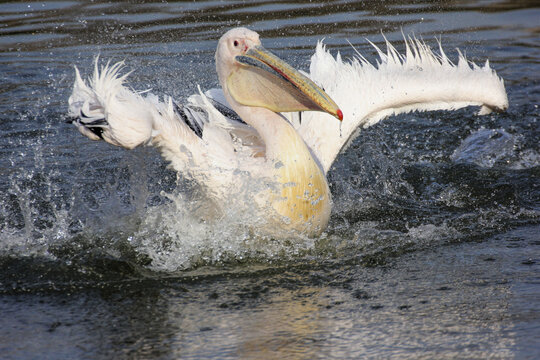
[69,113,108,141]
[87,126,105,140]
[208,98,245,125]
[173,102,204,139]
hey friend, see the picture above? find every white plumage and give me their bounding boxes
[68,28,508,236]
[287,37,508,173]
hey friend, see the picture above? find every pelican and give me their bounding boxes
[68,28,508,237]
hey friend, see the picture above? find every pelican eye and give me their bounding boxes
[233,40,239,47]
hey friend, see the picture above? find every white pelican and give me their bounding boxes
[68,28,508,237]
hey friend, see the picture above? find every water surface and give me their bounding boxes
[1,1,539,358]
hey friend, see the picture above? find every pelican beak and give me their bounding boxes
[227,45,343,121]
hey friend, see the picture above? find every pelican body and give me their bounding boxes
[68,28,508,237]
[214,29,343,234]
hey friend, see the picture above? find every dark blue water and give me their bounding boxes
[1,1,539,358]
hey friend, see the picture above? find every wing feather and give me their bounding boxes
[68,60,265,201]
[288,36,508,174]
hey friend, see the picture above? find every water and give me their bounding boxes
[1,0,539,358]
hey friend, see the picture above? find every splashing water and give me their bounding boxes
[1,2,540,358]
[452,128,540,169]
[0,143,321,273]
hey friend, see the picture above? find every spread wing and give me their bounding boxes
[68,59,266,200]
[286,37,508,174]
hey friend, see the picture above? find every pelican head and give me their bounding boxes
[215,27,261,74]
[216,27,343,121]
